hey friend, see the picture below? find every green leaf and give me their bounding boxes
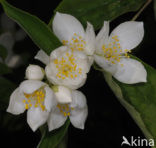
[0,0,61,55]
[0,110,26,132]
[0,77,16,110]
[0,44,7,60]
[52,0,146,30]
[103,57,156,147]
[0,62,12,75]
[37,119,70,148]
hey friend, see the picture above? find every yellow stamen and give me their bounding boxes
[25,104,29,109]
[54,52,82,80]
[23,88,46,111]
[62,33,86,51]
[57,104,74,117]
[102,35,131,65]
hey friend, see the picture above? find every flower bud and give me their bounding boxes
[53,86,72,103]
[25,65,44,80]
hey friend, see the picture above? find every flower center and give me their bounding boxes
[23,87,45,111]
[54,52,82,80]
[57,104,74,117]
[102,35,131,65]
[62,33,86,51]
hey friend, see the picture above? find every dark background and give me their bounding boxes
[0,0,156,148]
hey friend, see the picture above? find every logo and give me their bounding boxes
[121,136,154,147]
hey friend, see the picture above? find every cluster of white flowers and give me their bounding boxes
[7,12,147,132]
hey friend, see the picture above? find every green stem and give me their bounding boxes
[131,0,152,21]
[56,133,68,148]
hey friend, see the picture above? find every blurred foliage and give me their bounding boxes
[0,77,15,110]
[0,0,61,55]
[0,62,11,75]
[0,110,26,132]
[0,44,7,60]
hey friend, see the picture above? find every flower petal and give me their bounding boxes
[47,107,67,131]
[74,51,90,73]
[27,107,49,131]
[110,21,144,51]
[113,58,147,84]
[84,22,96,55]
[70,90,87,109]
[70,107,88,129]
[52,12,85,42]
[88,55,94,67]
[55,86,72,104]
[7,88,25,115]
[95,21,109,54]
[25,65,44,80]
[19,80,46,94]
[94,55,117,74]
[50,46,90,73]
[44,86,56,112]
[50,46,68,60]
[35,50,50,65]
[46,63,87,89]
[46,46,89,89]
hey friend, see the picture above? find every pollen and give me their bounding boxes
[120,64,124,67]
[57,104,74,117]
[102,35,131,65]
[62,33,86,51]
[23,87,46,111]
[54,52,82,80]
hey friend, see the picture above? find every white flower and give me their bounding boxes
[35,49,50,65]
[94,21,147,84]
[26,64,44,80]
[48,89,88,131]
[53,85,72,104]
[52,12,96,56]
[7,80,56,131]
[45,46,90,89]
